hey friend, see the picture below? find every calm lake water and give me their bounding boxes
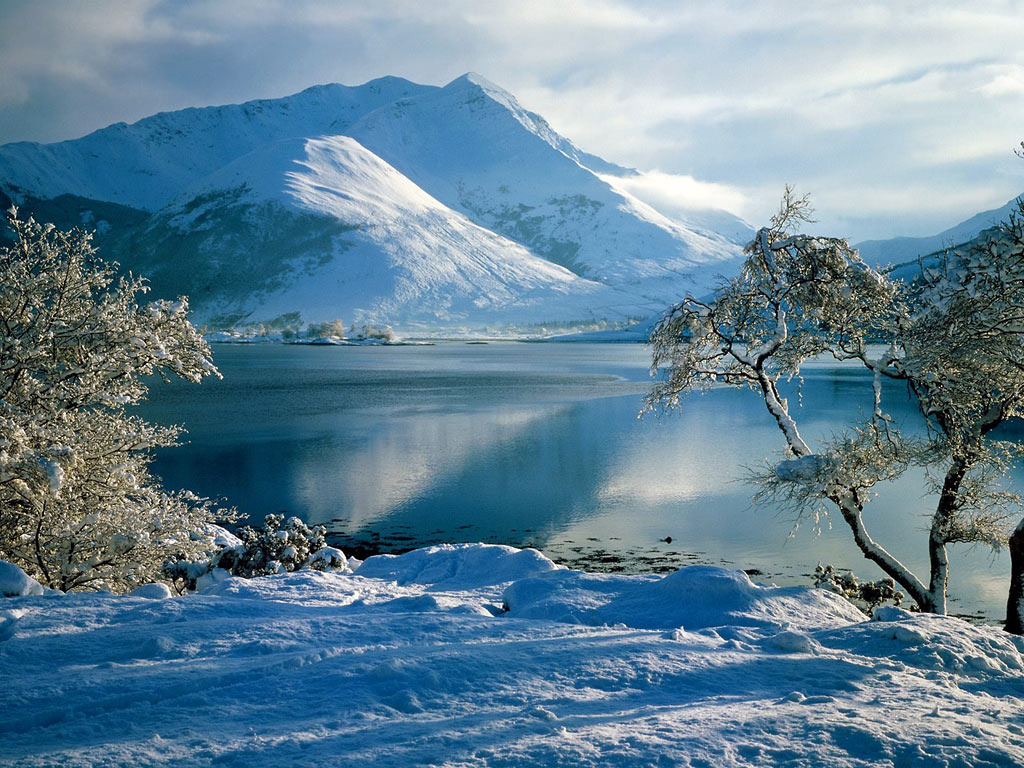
[139,342,1022,621]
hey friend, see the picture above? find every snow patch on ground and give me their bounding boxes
[128,583,174,600]
[0,560,44,597]
[356,542,561,591]
[2,545,1024,767]
[503,564,865,631]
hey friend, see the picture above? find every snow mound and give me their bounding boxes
[192,568,378,606]
[0,561,44,597]
[356,543,561,590]
[184,563,498,616]
[765,629,820,654]
[308,546,348,571]
[128,583,174,599]
[504,564,866,631]
[822,609,1024,679]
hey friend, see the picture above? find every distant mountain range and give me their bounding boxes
[0,73,752,336]
[856,196,1021,268]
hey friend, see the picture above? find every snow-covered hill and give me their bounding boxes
[132,135,634,332]
[0,74,749,334]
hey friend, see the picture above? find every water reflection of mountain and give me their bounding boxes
[335,397,626,547]
[142,344,651,536]
[142,344,1020,620]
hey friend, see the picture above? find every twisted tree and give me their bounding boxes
[648,189,1024,621]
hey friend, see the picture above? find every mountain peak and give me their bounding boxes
[443,72,519,108]
[351,75,423,95]
[446,72,503,91]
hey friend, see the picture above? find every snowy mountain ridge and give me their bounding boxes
[856,195,1022,267]
[0,73,750,334]
[0,76,431,211]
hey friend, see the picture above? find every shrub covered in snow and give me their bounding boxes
[349,323,395,341]
[0,210,232,593]
[163,514,347,591]
[814,562,905,614]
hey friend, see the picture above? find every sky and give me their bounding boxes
[1,0,1023,242]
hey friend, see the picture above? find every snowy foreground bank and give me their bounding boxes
[3,545,1024,767]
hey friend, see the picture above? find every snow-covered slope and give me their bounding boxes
[857,195,1021,267]
[348,74,744,303]
[132,135,635,332]
[0,73,747,333]
[0,77,430,211]
[3,544,1024,767]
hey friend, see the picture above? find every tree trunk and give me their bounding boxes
[1006,519,1024,634]
[835,494,935,613]
[926,459,970,616]
[927,534,948,615]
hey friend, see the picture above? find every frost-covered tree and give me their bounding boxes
[647,189,1024,619]
[349,323,396,342]
[306,319,346,339]
[0,209,230,592]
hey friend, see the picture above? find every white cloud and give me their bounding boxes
[600,170,749,218]
[979,64,1024,98]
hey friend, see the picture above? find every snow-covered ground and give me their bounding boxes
[3,544,1024,767]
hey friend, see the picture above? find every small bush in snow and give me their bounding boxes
[814,563,905,614]
[219,513,329,576]
[163,514,346,591]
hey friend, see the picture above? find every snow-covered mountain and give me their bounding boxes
[0,76,430,211]
[856,195,1021,268]
[0,74,749,335]
[132,135,629,332]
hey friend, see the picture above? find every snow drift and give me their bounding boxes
[3,544,1024,767]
